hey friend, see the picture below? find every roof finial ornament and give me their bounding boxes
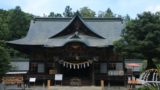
[75,31,79,36]
[70,31,80,39]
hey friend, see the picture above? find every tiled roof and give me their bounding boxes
[8,14,123,47]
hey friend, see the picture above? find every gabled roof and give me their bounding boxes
[44,33,109,47]
[50,13,104,39]
[8,13,123,47]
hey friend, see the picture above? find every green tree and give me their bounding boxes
[0,9,10,40]
[54,13,62,17]
[98,11,105,18]
[123,14,131,24]
[48,12,63,18]
[63,6,74,17]
[0,6,32,58]
[8,6,32,40]
[104,8,115,17]
[48,12,55,17]
[0,46,11,77]
[79,7,96,17]
[98,8,115,18]
[114,12,160,69]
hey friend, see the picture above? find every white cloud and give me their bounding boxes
[145,5,160,13]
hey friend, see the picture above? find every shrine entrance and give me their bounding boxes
[55,42,94,85]
[60,64,92,86]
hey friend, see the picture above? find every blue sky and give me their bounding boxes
[0,0,160,18]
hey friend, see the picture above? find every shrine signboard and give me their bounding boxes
[55,74,63,81]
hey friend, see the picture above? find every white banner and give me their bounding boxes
[55,74,63,81]
[29,78,36,82]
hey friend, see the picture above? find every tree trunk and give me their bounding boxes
[146,57,157,70]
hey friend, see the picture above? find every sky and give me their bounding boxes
[0,0,160,18]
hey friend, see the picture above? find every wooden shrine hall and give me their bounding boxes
[8,13,125,86]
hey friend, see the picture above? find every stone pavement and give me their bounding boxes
[105,86,128,90]
[0,83,134,90]
[49,86,129,90]
[3,85,130,90]
[50,86,101,90]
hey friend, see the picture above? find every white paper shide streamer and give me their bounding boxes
[61,60,93,69]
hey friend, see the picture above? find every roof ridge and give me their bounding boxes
[33,17,122,22]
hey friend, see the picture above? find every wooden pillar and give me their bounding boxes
[55,62,59,74]
[47,80,51,89]
[29,60,32,73]
[101,80,104,90]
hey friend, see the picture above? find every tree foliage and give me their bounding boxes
[114,12,160,69]
[63,6,74,17]
[98,8,115,18]
[0,9,10,40]
[48,12,63,18]
[54,13,62,17]
[104,8,115,17]
[48,12,55,17]
[0,46,11,76]
[123,14,131,24]
[8,6,33,40]
[79,7,96,17]
[0,6,33,76]
[49,6,119,18]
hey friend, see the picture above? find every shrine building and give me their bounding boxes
[7,13,125,86]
